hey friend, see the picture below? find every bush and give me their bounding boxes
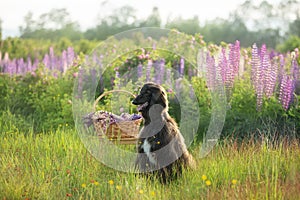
[0,68,74,133]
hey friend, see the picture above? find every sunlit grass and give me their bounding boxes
[0,128,299,199]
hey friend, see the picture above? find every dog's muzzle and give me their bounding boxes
[137,102,149,112]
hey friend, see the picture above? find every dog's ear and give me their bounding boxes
[150,87,167,108]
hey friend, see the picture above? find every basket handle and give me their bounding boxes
[93,89,136,111]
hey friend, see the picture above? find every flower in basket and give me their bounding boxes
[83,111,142,136]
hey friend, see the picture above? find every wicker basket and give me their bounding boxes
[93,90,142,144]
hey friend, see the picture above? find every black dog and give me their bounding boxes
[132,82,195,183]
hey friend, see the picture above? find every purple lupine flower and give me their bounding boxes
[175,78,183,96]
[84,55,90,68]
[137,63,143,79]
[256,81,264,111]
[197,49,206,77]
[251,43,260,90]
[49,46,55,70]
[179,57,184,77]
[206,52,216,91]
[278,54,285,84]
[159,59,165,84]
[279,75,294,111]
[43,54,50,69]
[77,67,85,99]
[166,68,172,87]
[10,59,17,75]
[260,44,267,63]
[256,53,267,111]
[60,50,67,73]
[251,43,265,111]
[146,60,152,82]
[17,58,25,75]
[291,55,299,81]
[290,55,299,104]
[90,68,97,87]
[153,60,160,84]
[32,58,39,71]
[67,47,75,67]
[264,54,277,98]
[269,49,277,60]
[233,40,240,76]
[219,47,227,83]
[27,56,32,72]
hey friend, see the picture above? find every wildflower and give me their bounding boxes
[251,43,268,111]
[94,181,99,186]
[231,179,237,185]
[179,57,184,77]
[138,189,144,194]
[116,185,122,191]
[265,60,277,99]
[150,191,156,196]
[205,180,212,186]
[137,63,143,79]
[81,183,86,188]
[108,180,114,185]
[201,175,207,181]
[279,75,294,110]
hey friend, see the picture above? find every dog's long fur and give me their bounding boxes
[132,82,195,183]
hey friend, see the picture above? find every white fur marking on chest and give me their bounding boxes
[141,139,156,164]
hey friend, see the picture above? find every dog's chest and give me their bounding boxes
[141,139,156,164]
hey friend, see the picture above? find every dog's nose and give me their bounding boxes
[132,99,138,105]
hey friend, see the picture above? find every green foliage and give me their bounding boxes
[222,78,299,139]
[19,8,82,41]
[0,67,75,133]
[277,35,300,53]
[0,37,97,60]
[191,77,211,141]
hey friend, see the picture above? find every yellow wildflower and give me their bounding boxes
[150,191,156,196]
[231,179,237,185]
[201,175,207,181]
[81,183,86,188]
[116,185,122,191]
[108,180,114,185]
[139,189,144,194]
[205,180,212,186]
[94,181,99,186]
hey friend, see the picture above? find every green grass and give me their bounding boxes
[1,128,299,200]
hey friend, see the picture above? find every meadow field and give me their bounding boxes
[1,128,299,199]
[0,29,299,199]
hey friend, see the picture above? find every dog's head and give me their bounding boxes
[132,82,168,113]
